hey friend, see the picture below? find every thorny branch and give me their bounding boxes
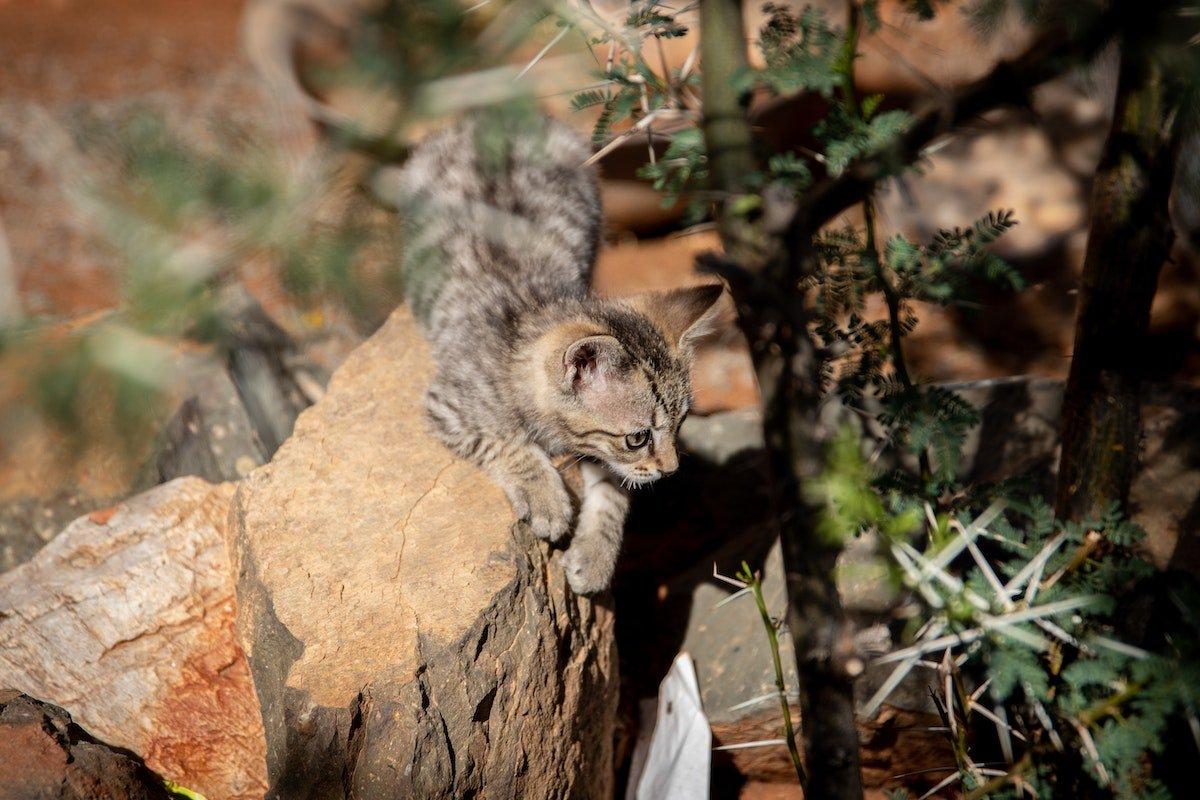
[699,0,865,796]
[785,0,1132,244]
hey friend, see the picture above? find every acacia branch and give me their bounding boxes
[700,1,865,797]
[787,1,1131,244]
[1054,29,1187,522]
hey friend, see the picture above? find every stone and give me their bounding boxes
[0,294,311,573]
[229,306,618,799]
[0,691,174,800]
[0,478,268,800]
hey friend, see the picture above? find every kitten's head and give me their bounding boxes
[551,284,724,487]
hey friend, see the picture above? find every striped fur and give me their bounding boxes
[396,113,722,593]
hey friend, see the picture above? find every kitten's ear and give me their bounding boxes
[563,335,624,392]
[628,283,725,349]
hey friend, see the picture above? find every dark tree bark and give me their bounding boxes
[699,2,865,798]
[1055,37,1187,522]
[698,0,757,263]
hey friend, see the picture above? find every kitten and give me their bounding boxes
[395,112,721,593]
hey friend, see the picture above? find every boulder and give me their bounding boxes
[228,306,618,799]
[0,477,268,800]
[1,291,321,574]
[0,691,174,800]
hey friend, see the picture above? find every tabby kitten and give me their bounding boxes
[395,112,721,594]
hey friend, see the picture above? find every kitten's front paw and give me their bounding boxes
[562,537,617,595]
[507,478,572,542]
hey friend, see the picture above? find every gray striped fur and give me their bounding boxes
[396,113,722,593]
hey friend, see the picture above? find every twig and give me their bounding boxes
[714,738,788,751]
[737,562,808,789]
[516,24,573,80]
[962,754,1032,800]
[582,108,667,165]
[784,1,1131,242]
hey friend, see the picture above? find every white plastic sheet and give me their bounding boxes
[625,652,711,800]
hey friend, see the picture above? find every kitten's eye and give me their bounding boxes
[625,430,651,449]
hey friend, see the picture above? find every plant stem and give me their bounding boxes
[743,564,808,788]
[842,1,933,487]
[1077,682,1143,727]
[698,1,865,796]
[862,199,934,486]
[962,753,1032,800]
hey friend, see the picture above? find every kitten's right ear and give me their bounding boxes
[563,335,623,393]
[625,283,725,349]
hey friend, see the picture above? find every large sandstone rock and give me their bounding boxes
[0,477,268,800]
[229,306,618,799]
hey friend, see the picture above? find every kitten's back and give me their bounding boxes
[396,113,602,333]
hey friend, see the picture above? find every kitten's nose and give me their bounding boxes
[655,449,679,475]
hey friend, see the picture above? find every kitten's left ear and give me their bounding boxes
[627,283,725,349]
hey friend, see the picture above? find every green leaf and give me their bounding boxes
[570,89,611,112]
[728,193,762,217]
[988,646,1048,701]
[164,780,207,800]
[749,4,842,97]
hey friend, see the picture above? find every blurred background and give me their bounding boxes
[2,0,1198,571]
[2,4,1200,797]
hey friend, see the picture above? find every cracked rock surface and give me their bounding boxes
[229,306,618,799]
[0,477,268,800]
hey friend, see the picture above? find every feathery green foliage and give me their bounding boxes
[590,3,1200,797]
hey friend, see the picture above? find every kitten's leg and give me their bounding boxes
[562,461,630,594]
[485,441,573,542]
[425,387,572,541]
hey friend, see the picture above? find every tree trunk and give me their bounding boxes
[1055,40,1186,522]
[698,0,757,264]
[699,2,865,797]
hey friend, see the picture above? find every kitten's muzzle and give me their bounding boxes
[653,448,679,476]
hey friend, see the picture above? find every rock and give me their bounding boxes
[218,287,324,459]
[0,489,102,576]
[228,306,618,799]
[142,288,325,490]
[0,691,175,800]
[1,293,324,574]
[137,349,270,489]
[0,478,268,800]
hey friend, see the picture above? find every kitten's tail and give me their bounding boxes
[393,112,602,325]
